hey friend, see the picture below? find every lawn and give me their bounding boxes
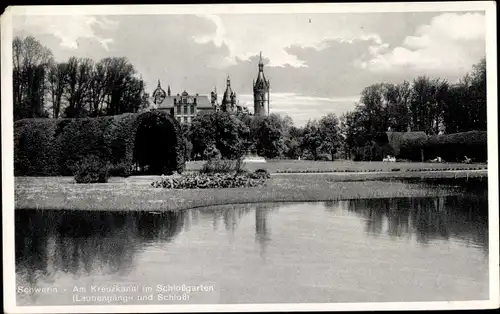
[14,169,487,211]
[186,160,487,173]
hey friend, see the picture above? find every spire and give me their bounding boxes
[157,79,161,88]
[167,85,171,96]
[258,51,264,71]
[227,75,231,86]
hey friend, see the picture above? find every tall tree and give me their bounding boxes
[319,113,341,161]
[250,114,288,158]
[64,57,94,118]
[470,58,487,131]
[12,36,53,120]
[385,81,411,132]
[301,119,323,160]
[47,61,68,119]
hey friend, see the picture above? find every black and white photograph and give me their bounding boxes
[1,2,498,313]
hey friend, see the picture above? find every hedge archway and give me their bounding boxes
[132,111,183,175]
[14,110,185,177]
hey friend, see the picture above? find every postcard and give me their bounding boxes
[2,2,498,313]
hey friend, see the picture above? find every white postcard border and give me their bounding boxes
[2,2,499,313]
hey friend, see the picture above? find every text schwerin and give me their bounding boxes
[156,284,215,294]
[17,286,58,294]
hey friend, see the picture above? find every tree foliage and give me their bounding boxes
[189,112,249,160]
[13,36,150,121]
[340,58,486,160]
[250,113,290,158]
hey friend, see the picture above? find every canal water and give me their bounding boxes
[15,179,489,305]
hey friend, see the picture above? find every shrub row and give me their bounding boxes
[275,166,486,173]
[387,131,428,157]
[14,110,185,177]
[151,171,269,189]
[398,131,487,162]
[200,159,246,174]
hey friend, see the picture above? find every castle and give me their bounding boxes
[152,52,269,123]
[253,52,270,117]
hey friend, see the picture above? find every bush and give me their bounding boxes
[151,172,268,189]
[73,155,110,183]
[249,169,270,179]
[203,144,222,160]
[200,158,247,174]
[14,110,186,177]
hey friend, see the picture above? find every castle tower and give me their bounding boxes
[152,79,167,105]
[222,76,236,113]
[253,52,270,116]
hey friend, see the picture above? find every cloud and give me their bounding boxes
[13,15,118,51]
[238,93,359,127]
[194,14,388,69]
[361,12,485,73]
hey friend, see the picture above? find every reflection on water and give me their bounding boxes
[16,181,489,305]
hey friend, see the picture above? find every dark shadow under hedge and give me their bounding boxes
[14,110,185,177]
[397,131,487,162]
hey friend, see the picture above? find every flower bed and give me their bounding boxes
[151,170,270,189]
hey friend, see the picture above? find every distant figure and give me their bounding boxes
[463,156,472,164]
[430,156,442,163]
[383,155,396,162]
[298,156,301,161]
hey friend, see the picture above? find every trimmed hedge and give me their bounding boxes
[14,110,185,177]
[398,131,487,162]
[151,172,268,189]
[387,131,427,157]
[424,131,487,162]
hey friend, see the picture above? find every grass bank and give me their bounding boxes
[15,170,487,211]
[186,160,487,173]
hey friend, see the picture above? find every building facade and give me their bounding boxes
[152,80,213,124]
[152,71,253,124]
[253,52,270,117]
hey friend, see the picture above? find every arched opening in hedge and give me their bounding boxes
[14,110,185,177]
[132,112,181,175]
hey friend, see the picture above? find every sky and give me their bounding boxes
[12,9,486,126]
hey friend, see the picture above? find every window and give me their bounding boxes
[184,105,188,115]
[177,104,181,115]
[191,104,196,115]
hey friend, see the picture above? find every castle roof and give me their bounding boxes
[155,94,212,109]
[152,80,167,104]
[222,76,235,103]
[254,52,269,90]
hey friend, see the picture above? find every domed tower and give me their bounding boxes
[152,79,167,105]
[221,76,236,113]
[253,52,270,116]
